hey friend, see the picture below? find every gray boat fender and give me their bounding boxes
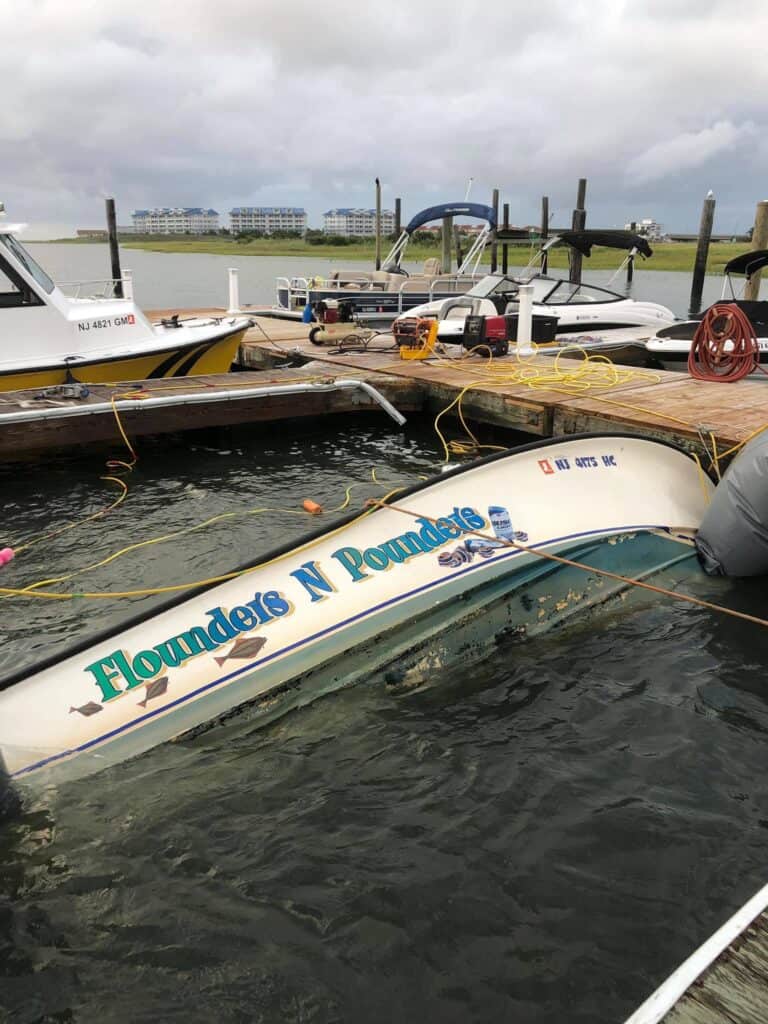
[695,430,768,576]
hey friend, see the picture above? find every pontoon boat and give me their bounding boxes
[275,202,497,321]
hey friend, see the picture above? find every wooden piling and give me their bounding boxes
[490,188,500,273]
[569,179,587,284]
[501,203,510,275]
[394,197,402,239]
[744,200,768,301]
[105,198,123,299]
[442,216,453,274]
[454,225,464,270]
[689,191,716,317]
[627,221,636,285]
[541,196,549,275]
[374,178,382,271]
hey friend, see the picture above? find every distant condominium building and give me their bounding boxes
[131,208,220,234]
[229,207,307,234]
[323,208,395,237]
[625,217,664,241]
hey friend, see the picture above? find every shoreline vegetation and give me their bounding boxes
[36,236,750,274]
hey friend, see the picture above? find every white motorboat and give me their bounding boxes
[393,230,676,344]
[0,433,712,796]
[0,211,252,392]
[275,202,496,321]
[646,249,768,368]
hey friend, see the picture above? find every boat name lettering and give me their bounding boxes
[82,505,487,705]
[77,314,136,333]
[327,507,486,585]
[84,593,290,702]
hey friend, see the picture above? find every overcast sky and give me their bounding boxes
[4,0,767,237]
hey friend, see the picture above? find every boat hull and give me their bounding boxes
[0,324,248,392]
[0,434,713,789]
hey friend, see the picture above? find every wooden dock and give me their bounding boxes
[0,367,422,459]
[626,881,768,1023]
[3,309,768,466]
[237,315,768,467]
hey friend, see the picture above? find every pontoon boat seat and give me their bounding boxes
[393,275,432,292]
[422,257,442,276]
[370,270,392,290]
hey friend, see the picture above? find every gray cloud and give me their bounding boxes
[2,0,767,235]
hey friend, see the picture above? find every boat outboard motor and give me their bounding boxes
[0,751,20,821]
[695,430,768,576]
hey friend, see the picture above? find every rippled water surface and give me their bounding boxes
[2,242,768,1021]
[1,419,767,1024]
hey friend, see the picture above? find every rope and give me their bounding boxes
[367,499,768,631]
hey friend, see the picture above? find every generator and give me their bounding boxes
[307,298,358,345]
[462,312,559,356]
[462,314,512,356]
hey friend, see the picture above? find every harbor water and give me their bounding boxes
[1,249,767,1023]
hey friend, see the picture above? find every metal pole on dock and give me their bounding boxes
[689,191,716,317]
[541,196,549,275]
[490,188,499,272]
[442,216,453,273]
[744,200,768,301]
[516,284,534,354]
[569,179,587,284]
[105,198,123,299]
[394,197,402,239]
[375,178,382,271]
[227,268,240,314]
[501,202,510,274]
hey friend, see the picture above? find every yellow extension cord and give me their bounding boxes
[2,343,767,601]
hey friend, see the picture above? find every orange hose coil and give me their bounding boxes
[688,303,760,382]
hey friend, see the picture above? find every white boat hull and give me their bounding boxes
[0,435,713,789]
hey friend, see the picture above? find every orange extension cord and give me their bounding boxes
[688,303,760,382]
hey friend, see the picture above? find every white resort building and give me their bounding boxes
[229,207,307,235]
[131,208,220,234]
[625,218,664,241]
[323,208,396,237]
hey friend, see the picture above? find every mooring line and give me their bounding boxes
[366,498,768,631]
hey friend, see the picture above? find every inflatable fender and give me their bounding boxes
[696,430,768,576]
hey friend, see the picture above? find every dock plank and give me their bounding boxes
[0,368,424,460]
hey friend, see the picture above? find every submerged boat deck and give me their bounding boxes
[2,309,768,464]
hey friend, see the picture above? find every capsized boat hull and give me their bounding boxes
[0,434,713,788]
[0,323,249,392]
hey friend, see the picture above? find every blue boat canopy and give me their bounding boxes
[405,203,497,234]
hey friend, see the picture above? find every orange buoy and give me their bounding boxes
[302,499,323,515]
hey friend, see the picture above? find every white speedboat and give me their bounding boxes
[393,230,676,343]
[0,212,252,392]
[0,433,712,795]
[646,249,768,368]
[275,202,495,321]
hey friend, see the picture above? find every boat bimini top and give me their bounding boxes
[383,202,497,277]
[517,228,655,286]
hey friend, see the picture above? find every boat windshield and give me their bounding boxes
[542,280,622,305]
[0,234,55,294]
[468,275,520,299]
